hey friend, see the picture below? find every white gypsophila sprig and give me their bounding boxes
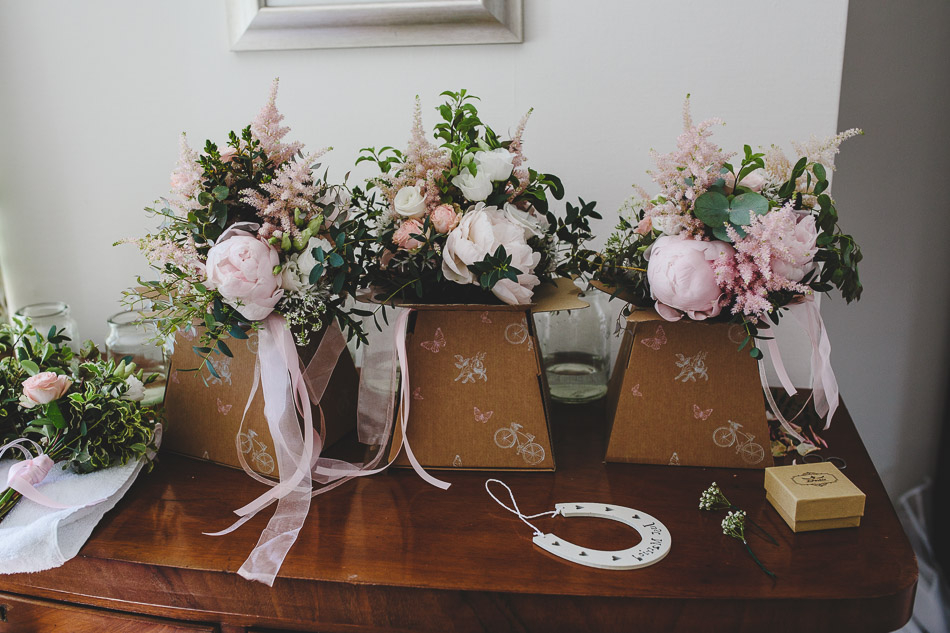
[699,482,732,511]
[721,509,748,543]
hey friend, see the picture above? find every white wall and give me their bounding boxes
[0,2,861,450]
[827,0,950,497]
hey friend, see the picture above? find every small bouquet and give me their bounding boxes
[592,97,862,345]
[0,321,160,522]
[354,90,599,306]
[121,78,368,376]
[589,97,863,434]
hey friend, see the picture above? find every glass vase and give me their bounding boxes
[14,302,80,351]
[105,310,168,406]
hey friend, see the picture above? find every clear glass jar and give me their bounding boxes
[105,310,168,406]
[535,289,611,404]
[14,302,80,350]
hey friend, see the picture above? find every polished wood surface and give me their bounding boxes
[0,397,917,633]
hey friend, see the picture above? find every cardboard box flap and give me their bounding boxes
[766,492,862,532]
[357,277,588,313]
[764,463,866,521]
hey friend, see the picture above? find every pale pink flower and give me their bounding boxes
[21,372,72,408]
[169,133,204,216]
[205,227,283,321]
[430,204,460,233]
[646,235,735,321]
[219,146,238,163]
[442,203,540,305]
[635,218,653,235]
[393,219,425,251]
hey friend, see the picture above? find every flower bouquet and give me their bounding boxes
[0,320,160,523]
[350,91,597,474]
[593,97,863,467]
[122,79,367,586]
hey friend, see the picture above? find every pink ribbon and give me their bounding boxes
[209,310,449,586]
[0,439,70,509]
[758,298,839,435]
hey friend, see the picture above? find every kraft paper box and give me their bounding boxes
[387,278,587,471]
[163,326,359,476]
[604,308,773,469]
[765,462,865,532]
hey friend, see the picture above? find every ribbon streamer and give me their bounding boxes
[0,438,71,509]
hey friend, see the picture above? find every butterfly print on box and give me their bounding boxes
[216,397,232,415]
[480,311,492,324]
[413,387,423,400]
[640,325,667,351]
[693,404,712,420]
[630,384,642,397]
[420,327,447,353]
[474,406,494,424]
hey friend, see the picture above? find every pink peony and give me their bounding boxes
[724,168,767,194]
[646,235,735,321]
[205,227,284,321]
[21,372,72,408]
[393,219,425,251]
[442,203,540,305]
[430,204,460,234]
[771,214,818,282]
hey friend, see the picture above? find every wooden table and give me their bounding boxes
[0,398,917,633]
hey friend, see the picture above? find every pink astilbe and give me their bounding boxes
[378,98,451,213]
[792,128,862,173]
[169,133,204,216]
[125,234,205,294]
[251,78,304,167]
[507,108,532,201]
[645,97,733,235]
[241,150,328,240]
[714,205,813,321]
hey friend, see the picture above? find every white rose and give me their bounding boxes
[281,236,334,292]
[122,375,146,402]
[651,214,686,236]
[442,203,541,305]
[503,203,547,240]
[451,170,493,202]
[474,148,515,182]
[393,185,428,219]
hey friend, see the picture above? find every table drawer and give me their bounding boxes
[0,592,217,633]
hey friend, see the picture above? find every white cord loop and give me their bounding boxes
[485,478,560,536]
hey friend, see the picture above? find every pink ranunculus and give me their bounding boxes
[771,214,818,282]
[393,219,425,251]
[646,235,735,321]
[21,372,73,408]
[205,228,284,321]
[442,203,540,305]
[430,204,460,234]
[219,146,239,163]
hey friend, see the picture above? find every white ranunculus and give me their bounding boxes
[393,185,428,219]
[503,203,547,240]
[474,148,515,182]
[281,236,334,293]
[122,375,146,402]
[451,170,493,202]
[651,214,686,236]
[442,203,541,305]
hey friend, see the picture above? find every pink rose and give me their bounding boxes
[205,227,284,321]
[393,219,425,251]
[21,372,73,408]
[442,203,540,305]
[219,147,238,163]
[646,235,735,321]
[635,217,653,235]
[430,204,460,234]
[771,214,818,282]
